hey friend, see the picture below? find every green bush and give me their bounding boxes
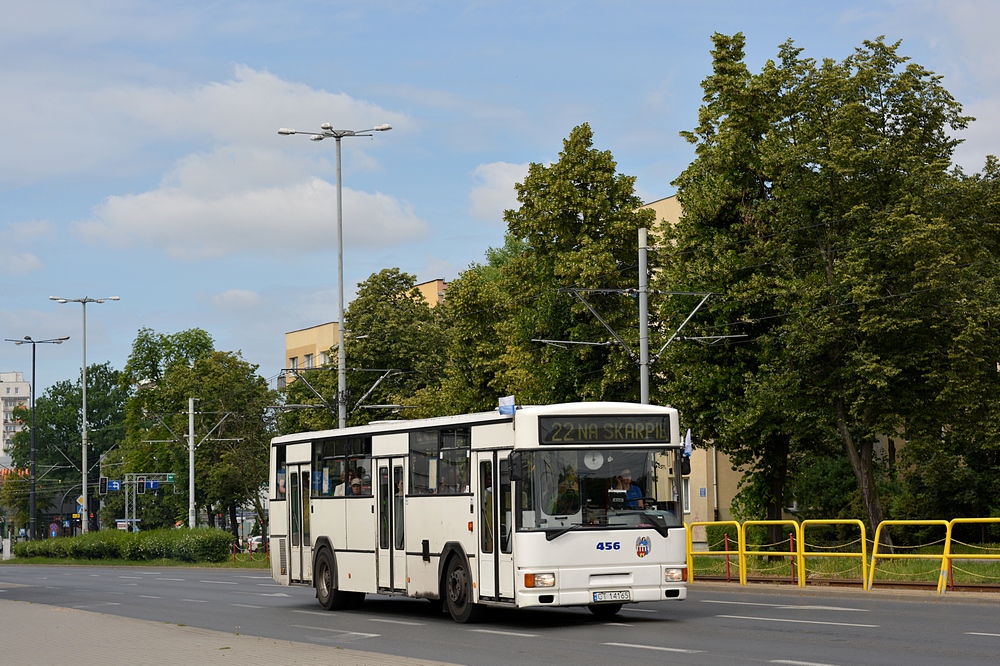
[11,528,235,563]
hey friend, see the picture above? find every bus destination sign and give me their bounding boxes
[538,415,671,445]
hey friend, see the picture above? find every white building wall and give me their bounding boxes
[1,371,30,467]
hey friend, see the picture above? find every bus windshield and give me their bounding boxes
[515,448,682,539]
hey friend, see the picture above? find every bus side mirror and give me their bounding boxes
[509,452,522,481]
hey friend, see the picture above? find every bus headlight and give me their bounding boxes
[664,568,684,582]
[525,573,556,588]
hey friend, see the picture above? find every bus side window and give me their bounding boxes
[480,460,493,553]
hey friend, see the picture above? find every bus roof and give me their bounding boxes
[270,401,677,446]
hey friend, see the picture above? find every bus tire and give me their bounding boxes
[314,548,353,611]
[444,555,486,623]
[588,603,623,618]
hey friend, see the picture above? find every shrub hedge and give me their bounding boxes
[12,528,235,563]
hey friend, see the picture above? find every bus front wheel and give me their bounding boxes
[444,556,486,623]
[315,548,355,611]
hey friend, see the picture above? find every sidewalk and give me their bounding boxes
[0,598,462,666]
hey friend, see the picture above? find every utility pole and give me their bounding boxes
[189,398,196,529]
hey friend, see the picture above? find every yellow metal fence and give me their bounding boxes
[685,518,1000,594]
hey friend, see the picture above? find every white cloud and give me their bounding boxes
[468,162,528,224]
[0,65,408,187]
[2,253,43,276]
[78,169,428,259]
[210,289,263,310]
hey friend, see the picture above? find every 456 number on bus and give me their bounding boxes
[596,541,621,551]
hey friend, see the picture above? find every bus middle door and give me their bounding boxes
[287,463,313,583]
[376,459,406,592]
[476,451,514,602]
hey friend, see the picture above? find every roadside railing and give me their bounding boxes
[739,520,801,586]
[868,520,950,592]
[799,519,868,590]
[686,517,1000,594]
[686,521,742,583]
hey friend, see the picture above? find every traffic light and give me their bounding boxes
[137,477,146,494]
[99,477,108,494]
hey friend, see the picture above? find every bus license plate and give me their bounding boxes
[593,590,630,603]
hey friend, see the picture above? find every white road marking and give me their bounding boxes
[181,599,209,603]
[967,632,1000,637]
[717,614,878,628]
[290,625,379,638]
[620,607,657,613]
[232,603,265,609]
[469,629,539,637]
[156,578,185,581]
[603,642,702,654]
[291,610,335,616]
[199,580,237,584]
[771,660,842,666]
[701,600,867,612]
[139,595,160,599]
[370,618,425,626]
[118,576,143,579]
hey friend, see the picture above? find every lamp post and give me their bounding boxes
[50,295,119,533]
[277,123,392,428]
[5,335,70,540]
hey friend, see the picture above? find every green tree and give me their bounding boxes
[659,33,998,540]
[344,268,447,423]
[0,470,29,536]
[280,268,447,430]
[426,238,525,416]
[9,362,127,528]
[118,329,274,536]
[499,123,655,403]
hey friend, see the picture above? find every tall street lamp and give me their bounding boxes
[277,123,392,428]
[4,335,70,540]
[50,295,120,533]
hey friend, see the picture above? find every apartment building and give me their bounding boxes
[1,371,30,468]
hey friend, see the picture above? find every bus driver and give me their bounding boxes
[619,469,644,509]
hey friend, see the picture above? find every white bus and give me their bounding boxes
[268,401,687,622]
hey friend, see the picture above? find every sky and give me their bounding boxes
[2,0,999,396]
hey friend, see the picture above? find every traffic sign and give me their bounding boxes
[108,480,121,491]
[166,474,175,483]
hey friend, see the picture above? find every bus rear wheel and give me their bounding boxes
[444,556,486,623]
[315,548,354,611]
[588,603,623,618]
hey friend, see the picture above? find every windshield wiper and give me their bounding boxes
[544,525,580,541]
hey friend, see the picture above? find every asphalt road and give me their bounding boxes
[1,564,998,665]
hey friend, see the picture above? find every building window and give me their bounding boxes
[289,357,298,371]
[304,353,313,369]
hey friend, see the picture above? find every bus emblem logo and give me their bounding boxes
[636,536,651,558]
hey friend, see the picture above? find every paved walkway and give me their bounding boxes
[0,598,462,666]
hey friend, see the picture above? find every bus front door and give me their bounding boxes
[476,451,515,602]
[376,459,406,592]
[287,463,312,583]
